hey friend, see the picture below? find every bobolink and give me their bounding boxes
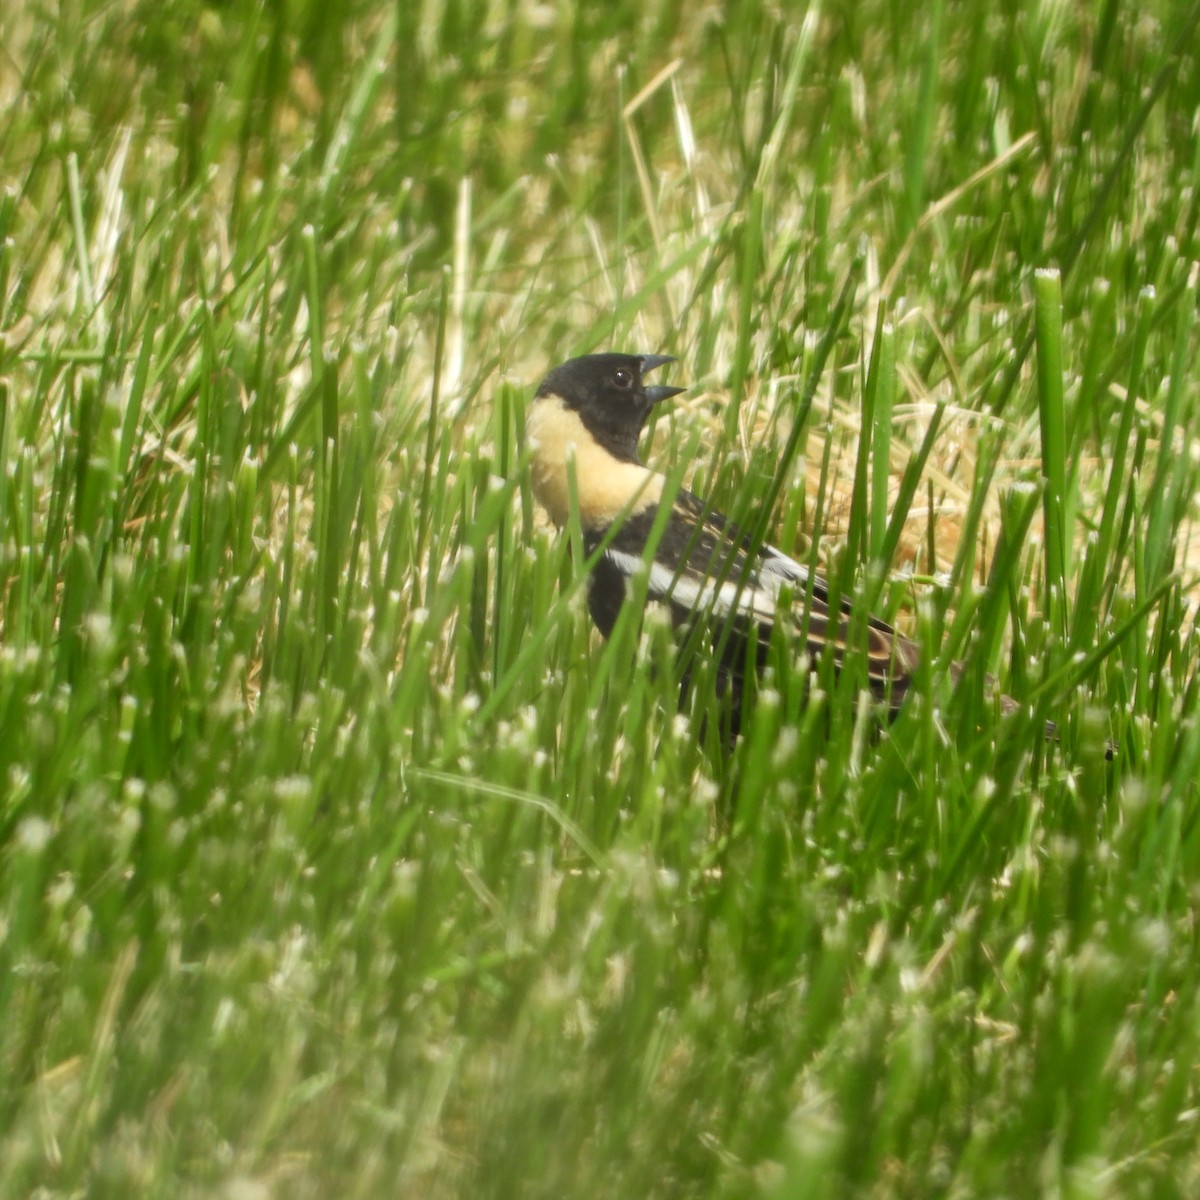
[526,351,1076,748]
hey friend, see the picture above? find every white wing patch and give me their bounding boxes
[603,544,810,624]
[758,546,809,584]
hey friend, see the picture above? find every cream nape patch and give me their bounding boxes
[525,395,664,529]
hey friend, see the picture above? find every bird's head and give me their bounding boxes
[532,353,684,464]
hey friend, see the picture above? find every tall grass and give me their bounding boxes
[2,0,1200,1195]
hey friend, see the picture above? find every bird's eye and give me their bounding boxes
[612,368,633,390]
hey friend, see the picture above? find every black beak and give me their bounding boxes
[640,354,685,404]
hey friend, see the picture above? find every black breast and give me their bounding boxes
[586,551,628,639]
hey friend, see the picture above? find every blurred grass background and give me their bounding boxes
[2,0,1200,1195]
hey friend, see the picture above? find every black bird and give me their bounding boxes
[525,351,1075,747]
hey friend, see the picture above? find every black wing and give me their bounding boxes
[585,488,922,712]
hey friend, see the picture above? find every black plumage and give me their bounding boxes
[525,351,1089,749]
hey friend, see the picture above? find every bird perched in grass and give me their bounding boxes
[525,351,1088,750]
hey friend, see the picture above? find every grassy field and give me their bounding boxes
[3,0,1200,1195]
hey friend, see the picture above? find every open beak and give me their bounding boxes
[640,354,685,404]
